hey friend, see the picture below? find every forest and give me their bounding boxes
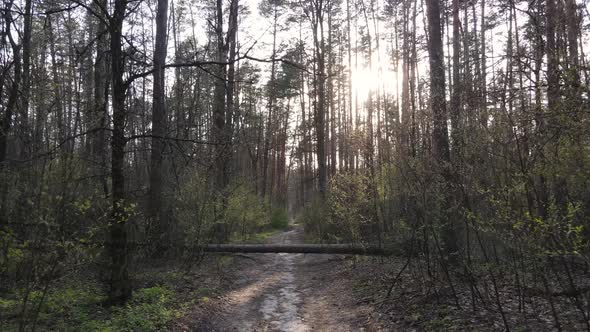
[1,0,590,330]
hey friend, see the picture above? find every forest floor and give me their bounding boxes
[175,225,588,331]
[176,225,392,331]
[4,223,585,331]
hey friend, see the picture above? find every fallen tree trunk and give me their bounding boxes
[203,244,390,256]
[12,241,390,256]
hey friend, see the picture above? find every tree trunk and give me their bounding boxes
[565,0,580,93]
[450,0,462,158]
[212,0,228,190]
[203,243,390,256]
[19,0,32,158]
[93,0,110,197]
[149,0,169,253]
[327,6,336,177]
[108,0,131,304]
[425,0,457,257]
[345,0,353,171]
[426,0,451,163]
[261,6,278,199]
[546,0,568,215]
[401,0,410,153]
[546,0,559,116]
[0,1,20,164]
[225,0,239,159]
[480,0,487,128]
[311,3,327,197]
[48,17,65,151]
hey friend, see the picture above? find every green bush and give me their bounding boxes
[328,173,373,243]
[175,172,217,245]
[270,208,289,229]
[298,196,331,243]
[224,183,269,240]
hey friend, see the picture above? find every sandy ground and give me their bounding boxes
[199,226,380,332]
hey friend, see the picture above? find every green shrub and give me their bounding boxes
[298,196,331,243]
[224,183,269,240]
[328,172,372,243]
[270,208,289,229]
[297,173,380,244]
[175,172,217,245]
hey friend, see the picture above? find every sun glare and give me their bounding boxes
[351,68,378,98]
[350,65,397,100]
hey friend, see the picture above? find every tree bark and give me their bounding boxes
[108,0,131,304]
[345,0,354,171]
[225,0,239,158]
[48,17,65,151]
[480,0,487,128]
[149,0,169,253]
[327,6,336,177]
[93,0,110,197]
[0,1,20,164]
[203,243,390,256]
[426,0,450,163]
[311,1,327,197]
[261,6,278,199]
[546,0,559,115]
[19,0,32,158]
[401,0,410,152]
[565,0,580,93]
[212,0,228,190]
[450,0,462,158]
[425,0,457,257]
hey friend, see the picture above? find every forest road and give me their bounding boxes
[207,225,367,332]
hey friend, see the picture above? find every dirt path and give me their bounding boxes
[206,226,374,331]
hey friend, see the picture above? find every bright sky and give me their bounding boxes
[158,0,590,122]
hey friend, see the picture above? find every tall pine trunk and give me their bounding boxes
[261,6,278,199]
[149,0,169,253]
[425,0,457,257]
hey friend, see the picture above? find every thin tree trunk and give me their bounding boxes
[19,0,32,158]
[0,1,20,163]
[346,0,353,171]
[225,0,239,160]
[480,0,487,128]
[261,6,278,199]
[450,0,462,158]
[93,0,109,197]
[48,17,65,151]
[327,6,336,177]
[565,0,580,93]
[213,0,228,190]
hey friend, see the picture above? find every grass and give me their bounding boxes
[0,276,221,331]
[243,230,279,243]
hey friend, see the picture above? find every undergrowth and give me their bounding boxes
[0,280,194,331]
